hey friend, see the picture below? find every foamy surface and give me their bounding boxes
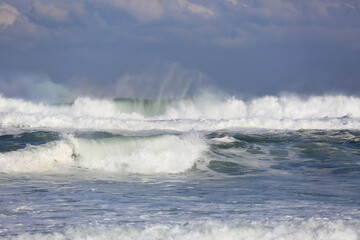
[0,94,359,239]
[1,93,360,132]
[7,219,360,240]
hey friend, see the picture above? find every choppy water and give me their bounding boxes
[0,94,360,239]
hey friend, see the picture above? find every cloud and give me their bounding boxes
[90,0,215,22]
[33,0,69,22]
[215,0,360,48]
[308,0,340,18]
[0,0,360,51]
[187,3,214,17]
[31,0,88,25]
[225,0,238,6]
[243,0,302,21]
[175,0,215,18]
[0,1,89,47]
[0,3,20,28]
[90,0,164,22]
[0,10,50,48]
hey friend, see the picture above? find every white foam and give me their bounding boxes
[8,219,360,240]
[1,93,360,132]
[73,133,206,174]
[164,94,360,120]
[0,140,74,173]
[0,134,207,174]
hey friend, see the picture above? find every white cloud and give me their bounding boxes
[174,0,215,18]
[0,3,20,28]
[187,3,214,17]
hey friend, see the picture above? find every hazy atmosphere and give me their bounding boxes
[1,0,360,101]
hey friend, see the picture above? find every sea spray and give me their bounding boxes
[1,93,360,132]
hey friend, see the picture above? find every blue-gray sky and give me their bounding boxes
[0,0,360,100]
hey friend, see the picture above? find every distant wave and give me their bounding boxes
[0,93,359,132]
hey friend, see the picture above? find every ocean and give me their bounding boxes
[0,93,359,239]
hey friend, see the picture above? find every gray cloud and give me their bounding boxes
[1,0,359,48]
[33,0,70,22]
[0,0,359,97]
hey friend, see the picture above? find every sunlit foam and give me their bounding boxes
[0,133,207,174]
[0,93,360,132]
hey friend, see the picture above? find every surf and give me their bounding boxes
[0,133,207,174]
[6,218,360,240]
[1,93,360,132]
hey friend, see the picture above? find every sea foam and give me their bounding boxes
[8,219,360,240]
[0,134,206,174]
[0,93,360,132]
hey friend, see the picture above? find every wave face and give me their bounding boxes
[0,133,206,174]
[1,93,360,132]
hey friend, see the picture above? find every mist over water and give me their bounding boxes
[0,90,359,239]
[0,63,207,102]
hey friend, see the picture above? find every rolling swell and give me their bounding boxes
[1,129,359,178]
[204,130,360,177]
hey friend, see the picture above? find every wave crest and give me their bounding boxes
[0,134,207,174]
[0,93,360,131]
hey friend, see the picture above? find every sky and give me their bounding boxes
[0,0,360,101]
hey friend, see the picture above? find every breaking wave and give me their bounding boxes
[0,134,206,174]
[7,219,360,240]
[0,93,360,132]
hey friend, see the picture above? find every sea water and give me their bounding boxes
[0,93,359,239]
